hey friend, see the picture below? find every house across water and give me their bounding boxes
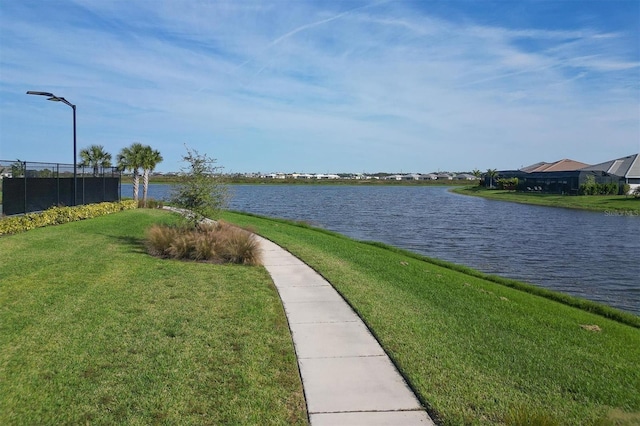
[495,153,640,194]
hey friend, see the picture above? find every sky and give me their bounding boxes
[1,0,639,174]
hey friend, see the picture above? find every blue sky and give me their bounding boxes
[1,0,638,173]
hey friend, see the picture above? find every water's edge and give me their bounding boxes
[126,183,640,315]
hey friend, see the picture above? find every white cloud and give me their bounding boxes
[1,0,638,172]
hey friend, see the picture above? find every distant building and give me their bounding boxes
[495,155,637,194]
[520,158,590,173]
[420,173,437,180]
[384,174,403,181]
[581,153,640,192]
[454,173,477,180]
[263,173,286,179]
[401,174,421,181]
[313,174,340,180]
[435,173,453,180]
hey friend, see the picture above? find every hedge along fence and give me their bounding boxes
[0,200,137,236]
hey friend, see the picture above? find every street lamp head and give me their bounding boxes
[26,91,55,97]
[27,90,75,108]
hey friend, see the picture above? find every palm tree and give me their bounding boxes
[117,143,145,202]
[486,168,498,189]
[471,169,482,186]
[140,146,163,207]
[79,145,112,177]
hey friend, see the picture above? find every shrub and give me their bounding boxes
[146,224,178,257]
[191,222,222,260]
[192,231,217,260]
[605,182,619,195]
[579,179,623,196]
[0,201,137,236]
[497,177,518,191]
[216,225,262,265]
[620,184,631,196]
[169,146,228,224]
[579,175,597,195]
[634,186,640,199]
[168,234,194,259]
[145,221,262,265]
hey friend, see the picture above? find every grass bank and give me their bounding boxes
[452,186,640,213]
[0,209,306,425]
[224,211,640,425]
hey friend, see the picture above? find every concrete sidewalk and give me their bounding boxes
[258,236,435,426]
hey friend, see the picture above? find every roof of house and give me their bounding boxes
[520,158,589,173]
[520,162,547,173]
[581,153,640,178]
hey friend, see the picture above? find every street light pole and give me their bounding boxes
[26,91,78,206]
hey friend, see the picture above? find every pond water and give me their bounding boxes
[124,183,640,315]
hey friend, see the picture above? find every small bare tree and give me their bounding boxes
[170,146,228,224]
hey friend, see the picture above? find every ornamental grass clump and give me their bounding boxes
[191,232,215,261]
[145,221,261,265]
[167,234,194,259]
[145,224,179,257]
[215,225,262,265]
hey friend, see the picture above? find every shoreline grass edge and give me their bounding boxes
[223,210,640,425]
[228,210,639,328]
[451,185,640,213]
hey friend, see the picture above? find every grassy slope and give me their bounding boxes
[452,186,640,212]
[224,211,640,426]
[0,209,307,425]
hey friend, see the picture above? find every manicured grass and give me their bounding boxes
[452,186,640,213]
[0,209,307,425]
[223,211,640,426]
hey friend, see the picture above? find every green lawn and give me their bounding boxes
[0,209,307,425]
[452,186,640,212]
[3,207,639,425]
[224,211,640,426]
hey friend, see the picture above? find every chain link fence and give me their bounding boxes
[0,160,121,215]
